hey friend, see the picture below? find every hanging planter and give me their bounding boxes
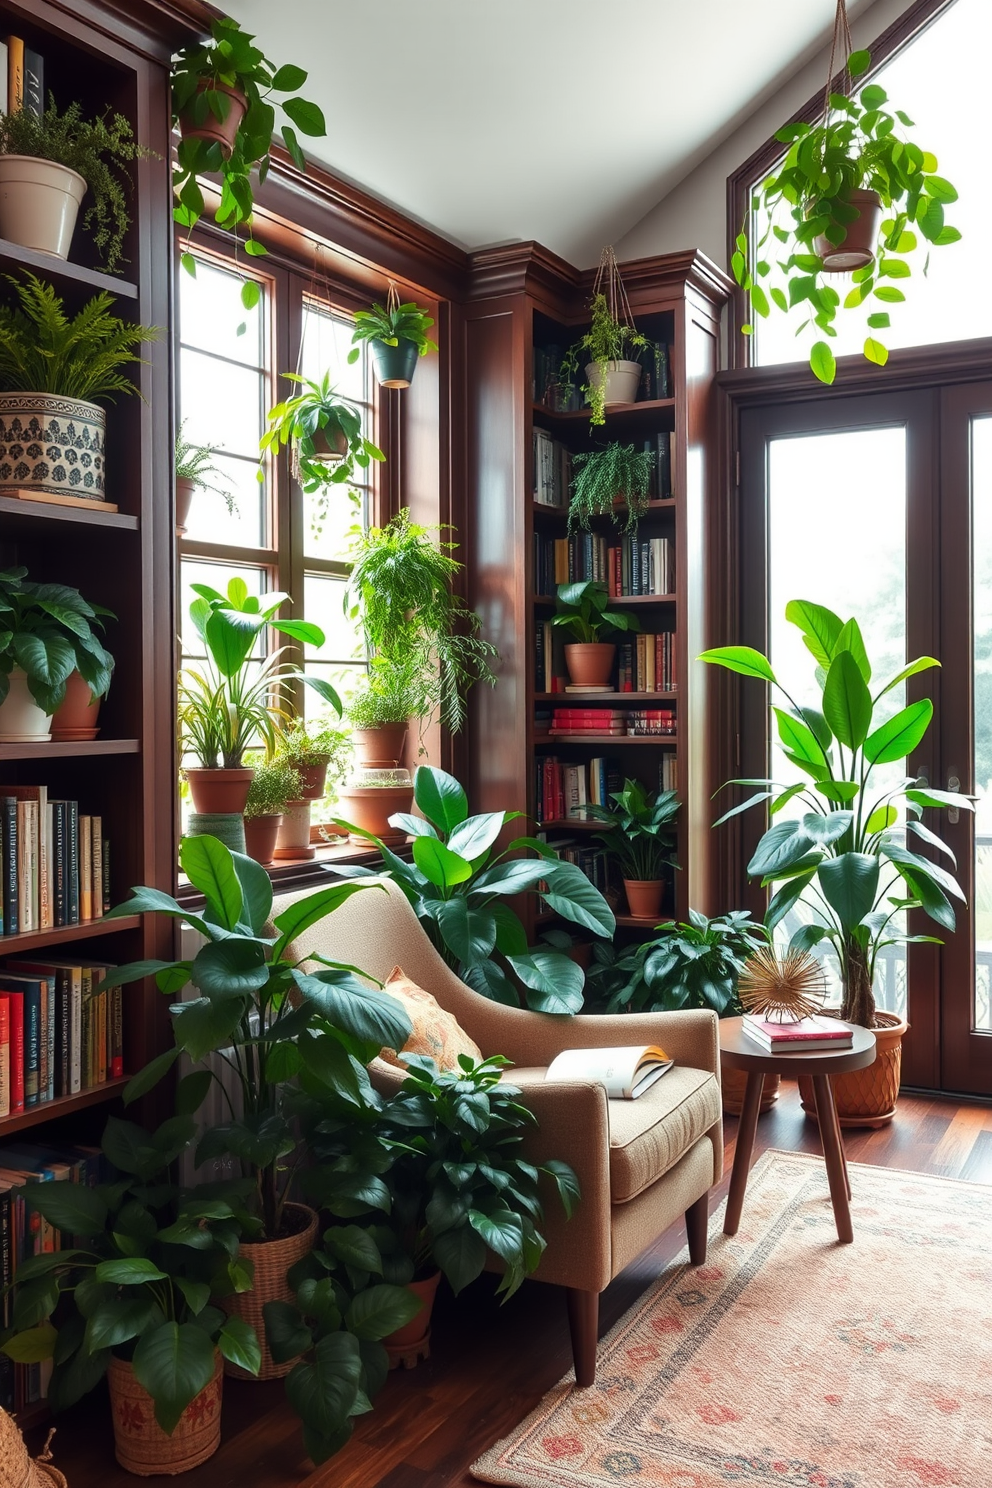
[732,0,962,384]
[177,81,248,158]
[349,283,437,390]
[559,248,647,425]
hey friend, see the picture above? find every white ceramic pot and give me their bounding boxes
[0,669,53,742]
[0,155,87,260]
[274,799,315,860]
[0,393,106,502]
[585,359,643,408]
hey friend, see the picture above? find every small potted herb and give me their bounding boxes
[175,422,235,534]
[0,99,145,271]
[260,371,384,497]
[551,579,640,688]
[584,778,679,920]
[348,288,438,389]
[243,757,303,865]
[275,716,352,801]
[567,443,656,534]
[0,567,114,743]
[345,660,422,771]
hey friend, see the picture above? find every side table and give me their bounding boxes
[719,1017,876,1243]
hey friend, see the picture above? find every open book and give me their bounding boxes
[545,1045,673,1100]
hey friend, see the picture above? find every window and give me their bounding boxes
[747,0,991,367]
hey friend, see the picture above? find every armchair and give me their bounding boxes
[277,877,723,1386]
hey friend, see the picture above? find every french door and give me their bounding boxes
[738,381,992,1096]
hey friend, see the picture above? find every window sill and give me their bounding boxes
[176,841,387,906]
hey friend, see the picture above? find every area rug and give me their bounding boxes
[472,1149,992,1488]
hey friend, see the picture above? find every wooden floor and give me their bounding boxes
[35,1082,992,1487]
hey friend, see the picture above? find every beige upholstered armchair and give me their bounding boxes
[278,877,723,1386]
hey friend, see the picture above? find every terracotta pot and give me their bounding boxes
[337,783,414,845]
[623,878,665,920]
[564,643,615,688]
[565,940,593,971]
[384,1271,441,1371]
[273,799,315,860]
[296,756,330,800]
[0,392,106,502]
[176,476,195,534]
[814,189,883,272]
[371,339,420,389]
[309,425,350,462]
[184,766,254,816]
[178,81,248,159]
[107,1352,223,1475]
[0,669,52,742]
[585,359,643,407]
[50,670,101,741]
[799,1009,907,1128]
[721,1062,781,1116]
[244,813,282,866]
[0,155,87,260]
[224,1203,318,1380]
[353,722,408,767]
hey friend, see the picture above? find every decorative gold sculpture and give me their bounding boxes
[738,945,826,1022]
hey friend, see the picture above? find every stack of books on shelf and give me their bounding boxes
[608,535,674,597]
[627,708,676,737]
[659,756,678,792]
[618,632,677,692]
[0,1140,111,1412]
[550,708,626,737]
[535,756,623,822]
[533,428,571,507]
[551,839,610,891]
[742,1013,854,1051]
[641,432,673,498]
[1,787,111,936]
[0,959,122,1116]
[533,345,583,411]
[635,342,671,402]
[534,620,567,693]
[1,35,45,117]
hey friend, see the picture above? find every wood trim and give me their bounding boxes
[726,0,959,369]
[718,336,992,406]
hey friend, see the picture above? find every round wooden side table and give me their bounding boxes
[719,1017,877,1244]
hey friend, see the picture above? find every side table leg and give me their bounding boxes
[812,1074,854,1243]
[723,1071,764,1236]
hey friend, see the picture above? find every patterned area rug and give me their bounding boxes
[472,1150,992,1488]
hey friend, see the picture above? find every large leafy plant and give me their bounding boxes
[567,443,656,535]
[700,600,974,1026]
[734,48,960,385]
[260,372,384,495]
[0,272,157,400]
[0,566,114,712]
[552,579,641,645]
[332,765,615,1012]
[0,1115,260,1433]
[585,778,680,882]
[348,300,437,361]
[101,836,412,1242]
[586,909,768,1015]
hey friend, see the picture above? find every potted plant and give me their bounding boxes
[171,17,326,266]
[559,250,647,425]
[174,422,235,535]
[347,287,438,389]
[584,778,679,920]
[243,757,303,865]
[701,599,974,1124]
[179,576,338,815]
[567,442,656,535]
[0,273,158,505]
[260,371,384,498]
[0,1114,261,1475]
[102,835,412,1381]
[275,715,352,800]
[345,659,423,769]
[346,510,498,735]
[0,567,114,742]
[552,579,640,688]
[332,764,615,1013]
[733,48,961,385]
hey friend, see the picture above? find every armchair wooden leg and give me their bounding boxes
[685,1192,709,1265]
[566,1288,599,1387]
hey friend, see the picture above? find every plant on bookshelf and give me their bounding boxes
[331,764,615,1012]
[0,568,114,743]
[552,579,640,688]
[559,249,647,425]
[348,289,437,390]
[1,1115,261,1472]
[567,443,656,534]
[584,778,679,920]
[174,420,235,534]
[0,273,159,506]
[0,99,147,271]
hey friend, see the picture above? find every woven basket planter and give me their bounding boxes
[799,1010,907,1128]
[0,393,106,501]
[0,1405,67,1487]
[720,1061,781,1116]
[223,1202,318,1379]
[107,1352,223,1476]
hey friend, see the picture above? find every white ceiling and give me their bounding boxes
[225,0,880,266]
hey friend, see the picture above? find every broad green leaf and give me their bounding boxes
[180,836,243,929]
[506,951,583,1013]
[848,48,871,76]
[434,899,497,967]
[192,937,268,998]
[86,1298,162,1352]
[765,871,816,932]
[345,1284,422,1341]
[413,766,468,832]
[132,1320,217,1436]
[217,1316,261,1376]
[823,650,872,748]
[285,1332,362,1434]
[814,778,860,803]
[412,836,473,890]
[431,1222,487,1294]
[878,840,965,902]
[539,860,615,937]
[94,1257,168,1285]
[817,853,880,930]
[291,970,411,1052]
[875,656,940,700]
[272,881,376,961]
[905,786,974,812]
[2,1323,57,1363]
[801,810,852,846]
[865,805,898,834]
[773,708,827,772]
[834,618,871,681]
[23,1181,107,1236]
[171,996,245,1062]
[542,1159,581,1219]
[906,817,956,866]
[446,812,506,863]
[864,336,889,367]
[697,646,776,682]
[785,600,843,666]
[123,1046,179,1106]
[230,849,273,933]
[810,341,836,385]
[864,699,933,763]
[282,96,326,137]
[712,790,774,828]
[747,819,814,879]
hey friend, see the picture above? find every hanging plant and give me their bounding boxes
[559,248,646,425]
[348,282,438,389]
[567,442,656,534]
[733,1,960,385]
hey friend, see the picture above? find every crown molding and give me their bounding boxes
[718,336,992,405]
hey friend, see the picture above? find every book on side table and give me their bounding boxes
[545,1045,673,1099]
[742,1014,854,1052]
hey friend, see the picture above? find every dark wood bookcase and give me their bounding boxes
[460,246,732,940]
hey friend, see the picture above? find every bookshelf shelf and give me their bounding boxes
[534,593,677,606]
[536,691,678,703]
[0,915,141,955]
[0,238,138,299]
[0,739,140,761]
[536,734,678,746]
[532,397,676,423]
[0,496,139,534]
[532,498,677,520]
[0,1076,130,1137]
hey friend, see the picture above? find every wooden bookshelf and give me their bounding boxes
[0,739,140,761]
[0,236,139,299]
[0,915,141,955]
[0,1077,130,1137]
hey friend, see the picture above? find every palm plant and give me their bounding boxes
[0,273,158,400]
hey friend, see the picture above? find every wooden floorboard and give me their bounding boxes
[32,1081,992,1487]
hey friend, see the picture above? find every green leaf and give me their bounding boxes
[445,812,506,863]
[925,175,958,204]
[262,1300,313,1366]
[834,618,871,681]
[271,63,307,91]
[132,1320,217,1436]
[697,646,775,682]
[240,279,261,311]
[823,650,872,749]
[817,853,880,931]
[864,336,889,367]
[291,970,411,1052]
[785,600,843,666]
[873,286,906,303]
[179,836,243,929]
[864,699,933,764]
[506,952,584,1014]
[272,881,376,962]
[23,1181,107,1236]
[867,312,891,330]
[801,810,852,846]
[174,1279,211,1317]
[231,849,273,933]
[814,778,859,803]
[171,996,244,1061]
[217,1317,261,1376]
[180,252,197,278]
[540,860,615,937]
[285,1332,362,1435]
[2,1323,57,1363]
[123,1046,180,1106]
[747,819,814,879]
[412,836,473,890]
[85,1298,162,1352]
[866,805,898,834]
[431,1223,487,1294]
[875,656,940,700]
[94,1257,168,1285]
[542,1159,581,1219]
[345,1284,422,1341]
[773,708,827,772]
[810,341,836,385]
[282,96,326,137]
[413,766,468,832]
[848,48,871,77]
[765,871,816,932]
[192,936,268,998]
[434,899,497,967]
[905,786,974,813]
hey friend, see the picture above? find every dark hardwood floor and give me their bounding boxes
[35,1082,992,1487]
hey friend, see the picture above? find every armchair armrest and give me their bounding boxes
[491,1008,720,1079]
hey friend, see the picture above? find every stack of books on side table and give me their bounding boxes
[742,1014,854,1052]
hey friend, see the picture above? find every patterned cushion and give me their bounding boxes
[378,965,483,1072]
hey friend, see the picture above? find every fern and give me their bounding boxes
[0,274,158,400]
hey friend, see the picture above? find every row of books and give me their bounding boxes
[0,1141,110,1411]
[0,960,122,1117]
[1,786,111,936]
[551,842,610,892]
[0,34,44,117]
[535,756,624,823]
[533,428,574,507]
[534,529,675,596]
[545,707,677,738]
[533,341,671,410]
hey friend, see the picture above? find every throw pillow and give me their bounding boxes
[379,965,483,1072]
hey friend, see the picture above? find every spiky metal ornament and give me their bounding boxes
[738,946,826,1023]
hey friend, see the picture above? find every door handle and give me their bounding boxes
[947,773,960,825]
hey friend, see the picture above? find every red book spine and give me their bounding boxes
[0,994,8,1117]
[8,992,24,1112]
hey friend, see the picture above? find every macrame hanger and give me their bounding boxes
[385,279,401,316]
[822,0,855,121]
[592,246,635,328]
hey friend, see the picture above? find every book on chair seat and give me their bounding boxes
[545,1045,673,1100]
[742,1014,854,1051]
